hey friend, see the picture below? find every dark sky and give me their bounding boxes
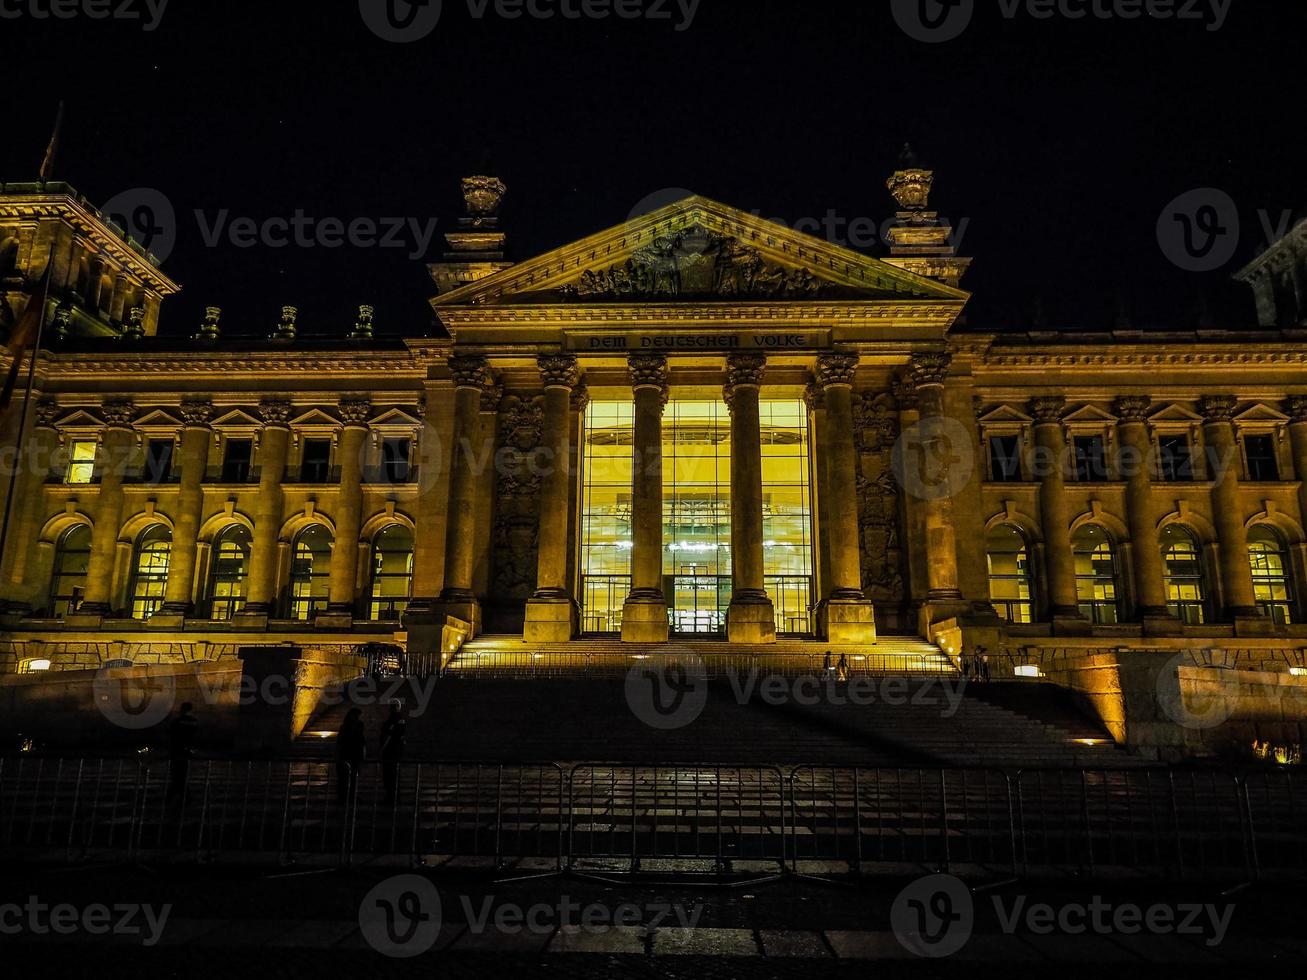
[2,0,1300,337]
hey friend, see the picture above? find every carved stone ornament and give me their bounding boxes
[1286,396,1307,424]
[538,354,581,390]
[628,352,669,393]
[259,399,293,427]
[500,394,544,452]
[726,352,767,389]
[35,399,60,428]
[101,398,136,429]
[448,355,492,391]
[815,353,859,390]
[570,381,592,415]
[1200,395,1238,423]
[558,224,829,301]
[480,382,504,415]
[855,393,899,452]
[1029,396,1068,425]
[122,307,146,340]
[891,377,920,413]
[179,399,215,428]
[803,381,825,412]
[273,305,298,341]
[909,352,952,387]
[351,304,375,340]
[1114,396,1153,423]
[338,397,372,427]
[463,175,507,218]
[196,306,221,343]
[887,167,934,212]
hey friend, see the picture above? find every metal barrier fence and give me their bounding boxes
[444,652,954,679]
[0,756,1302,879]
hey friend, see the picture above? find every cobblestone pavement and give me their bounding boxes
[2,863,1303,974]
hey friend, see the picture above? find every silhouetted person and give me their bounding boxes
[836,654,850,684]
[336,708,367,805]
[978,648,992,683]
[167,703,198,803]
[379,701,407,805]
[823,651,833,673]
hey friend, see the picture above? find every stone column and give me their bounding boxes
[1286,397,1307,548]
[438,355,491,633]
[323,398,371,624]
[1030,396,1085,627]
[158,399,215,621]
[907,353,969,620]
[1115,397,1171,625]
[1,400,60,611]
[525,355,582,643]
[566,383,589,602]
[723,353,776,644]
[471,383,503,598]
[804,382,833,604]
[1200,395,1261,624]
[622,353,670,642]
[815,354,877,643]
[76,399,136,619]
[239,399,292,622]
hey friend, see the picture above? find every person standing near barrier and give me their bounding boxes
[379,701,407,805]
[976,646,991,683]
[336,708,367,805]
[836,653,850,683]
[166,703,198,804]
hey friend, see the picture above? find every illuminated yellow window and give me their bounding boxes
[65,439,97,485]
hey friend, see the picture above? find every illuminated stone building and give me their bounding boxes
[4,164,1307,722]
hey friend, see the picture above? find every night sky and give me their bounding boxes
[1,0,1300,338]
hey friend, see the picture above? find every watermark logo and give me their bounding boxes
[1155,652,1234,731]
[359,874,443,958]
[0,897,172,946]
[92,664,177,730]
[891,874,974,957]
[892,415,975,501]
[1157,188,1240,273]
[624,646,708,730]
[0,0,170,31]
[891,0,975,43]
[359,0,444,42]
[102,187,178,264]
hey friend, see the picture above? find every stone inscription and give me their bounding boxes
[569,332,828,352]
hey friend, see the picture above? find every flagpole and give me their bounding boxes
[0,287,49,602]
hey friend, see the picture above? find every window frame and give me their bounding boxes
[288,524,333,620]
[1160,523,1207,625]
[986,523,1036,624]
[48,523,92,617]
[1247,524,1295,626]
[207,524,253,620]
[128,524,173,621]
[368,524,415,621]
[1072,523,1121,625]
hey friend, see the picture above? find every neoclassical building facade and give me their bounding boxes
[4,169,1307,678]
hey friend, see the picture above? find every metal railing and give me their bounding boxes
[1,756,1302,879]
[443,652,954,679]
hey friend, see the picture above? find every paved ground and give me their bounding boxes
[2,862,1304,974]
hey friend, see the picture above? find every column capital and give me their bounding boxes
[100,398,136,430]
[338,397,372,428]
[34,399,60,430]
[628,352,669,394]
[480,382,504,415]
[179,398,215,429]
[1114,395,1152,423]
[891,377,920,412]
[1199,395,1238,424]
[816,353,859,390]
[570,380,591,415]
[1029,395,1067,425]
[259,398,293,429]
[1287,396,1307,424]
[724,352,766,411]
[448,354,492,391]
[909,351,952,387]
[538,353,581,390]
[802,381,825,412]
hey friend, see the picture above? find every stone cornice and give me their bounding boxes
[980,349,1307,369]
[41,350,430,379]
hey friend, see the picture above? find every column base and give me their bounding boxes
[436,590,482,638]
[727,593,776,645]
[232,609,272,630]
[524,595,578,644]
[622,594,669,643]
[1050,612,1092,636]
[819,595,877,645]
[315,606,356,629]
[1233,611,1277,637]
[403,599,473,674]
[921,590,971,628]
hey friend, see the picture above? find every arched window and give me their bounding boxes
[49,524,92,617]
[369,525,414,621]
[1248,525,1295,626]
[289,525,333,620]
[129,524,172,620]
[987,524,1034,623]
[1161,524,1207,625]
[208,525,252,620]
[1073,524,1120,625]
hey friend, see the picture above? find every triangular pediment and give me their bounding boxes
[211,409,263,429]
[1235,403,1290,424]
[1063,404,1119,425]
[289,409,341,428]
[370,408,423,428]
[1149,403,1205,424]
[135,409,184,429]
[978,405,1033,425]
[432,195,968,309]
[54,409,104,428]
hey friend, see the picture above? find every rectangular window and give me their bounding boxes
[221,438,253,482]
[65,439,97,485]
[987,435,1023,482]
[1244,434,1280,481]
[381,438,412,483]
[1157,435,1195,481]
[143,439,174,484]
[300,438,332,483]
[1072,435,1109,482]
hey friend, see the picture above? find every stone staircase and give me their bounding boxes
[299,636,1140,769]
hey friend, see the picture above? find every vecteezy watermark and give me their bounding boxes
[102,187,178,264]
[93,664,178,730]
[624,647,710,729]
[891,874,1234,957]
[0,896,172,946]
[195,210,441,261]
[359,874,701,957]
[892,415,976,502]
[359,0,700,43]
[0,0,169,30]
[1155,652,1234,731]
[891,0,1231,43]
[1158,189,1301,273]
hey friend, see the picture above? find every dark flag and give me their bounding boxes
[1,261,53,412]
[39,101,65,182]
